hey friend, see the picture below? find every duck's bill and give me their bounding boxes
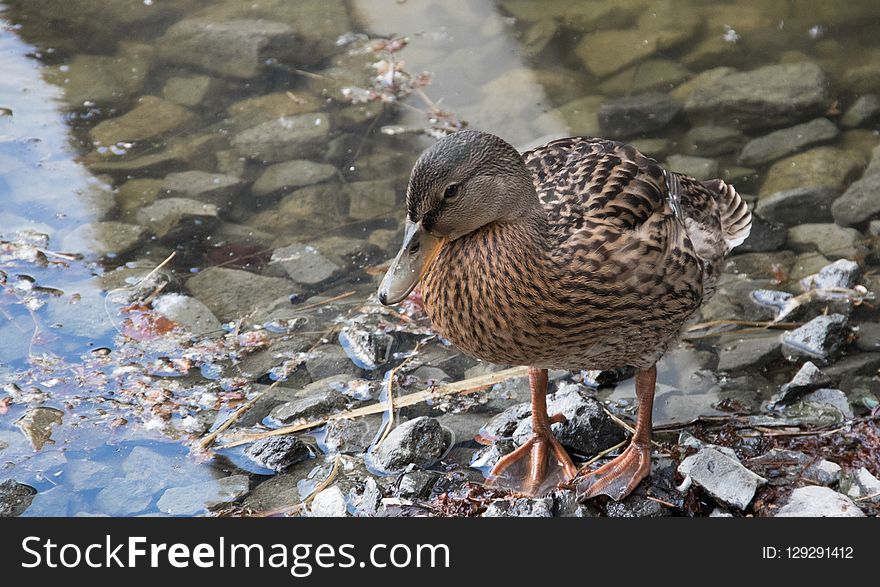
[378,220,445,305]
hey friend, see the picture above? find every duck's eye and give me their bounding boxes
[443,183,459,199]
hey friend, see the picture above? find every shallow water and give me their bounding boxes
[1,0,879,516]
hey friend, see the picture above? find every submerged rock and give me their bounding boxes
[0,479,36,517]
[678,446,766,510]
[774,486,864,517]
[665,154,718,180]
[715,332,782,373]
[737,118,839,167]
[135,197,219,241]
[269,243,341,286]
[597,92,680,139]
[161,171,245,209]
[755,186,838,226]
[269,387,348,425]
[781,314,851,361]
[760,147,864,197]
[245,436,313,472]
[831,169,880,227]
[60,221,146,258]
[232,113,330,162]
[370,417,446,472]
[186,267,298,323]
[152,293,222,335]
[787,223,865,260]
[90,96,193,146]
[156,475,250,515]
[252,160,337,196]
[841,94,880,128]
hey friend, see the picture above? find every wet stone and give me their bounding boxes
[781,314,851,361]
[245,436,312,472]
[0,479,36,517]
[774,486,864,517]
[186,267,299,323]
[801,388,854,419]
[90,96,193,146]
[249,183,346,235]
[483,497,553,518]
[395,466,441,500]
[856,322,880,352]
[786,223,865,260]
[469,440,516,470]
[95,477,155,516]
[841,94,880,128]
[269,243,341,286]
[534,95,603,137]
[135,197,218,241]
[678,447,766,510]
[152,293,222,335]
[61,221,146,258]
[48,44,152,105]
[801,259,861,291]
[737,215,787,253]
[323,417,378,455]
[253,160,337,196]
[305,345,361,380]
[269,387,348,425]
[232,113,330,163]
[844,467,880,502]
[760,147,864,197]
[831,171,880,227]
[684,62,830,131]
[597,92,681,139]
[715,332,782,373]
[665,154,718,180]
[683,126,745,157]
[161,171,245,209]
[338,326,393,371]
[737,118,839,167]
[162,75,216,108]
[599,59,692,96]
[755,186,838,226]
[345,180,399,221]
[605,490,670,518]
[306,486,349,517]
[771,361,833,406]
[156,475,250,515]
[157,19,301,79]
[226,91,323,128]
[575,29,664,78]
[370,417,446,473]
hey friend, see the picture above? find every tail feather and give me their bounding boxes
[702,179,751,252]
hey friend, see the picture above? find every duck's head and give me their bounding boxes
[378,130,536,305]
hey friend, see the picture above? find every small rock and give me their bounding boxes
[774,486,864,517]
[749,448,841,486]
[755,186,838,226]
[716,332,782,372]
[345,179,399,221]
[156,19,301,79]
[269,388,348,425]
[90,96,193,146]
[678,447,766,510]
[162,75,216,107]
[683,125,745,157]
[269,243,340,285]
[61,221,146,258]
[135,197,219,241]
[0,479,36,517]
[781,314,851,361]
[232,113,330,162]
[605,491,670,518]
[787,223,865,260]
[304,345,361,380]
[15,407,64,450]
[771,361,833,406]
[598,92,681,139]
[483,497,553,517]
[307,485,349,517]
[95,478,155,516]
[801,259,861,291]
[831,171,880,227]
[338,326,393,370]
[161,171,245,209]
[395,466,441,500]
[323,418,377,455]
[684,62,830,131]
[599,59,692,96]
[549,489,594,517]
[186,267,298,323]
[152,293,222,335]
[845,467,880,502]
[738,118,839,167]
[760,147,864,197]
[156,475,250,515]
[245,436,313,472]
[802,388,854,419]
[855,322,880,352]
[252,160,337,196]
[575,29,664,78]
[370,417,446,472]
[665,154,718,180]
[807,459,843,486]
[841,94,880,128]
[227,91,323,128]
[737,215,787,253]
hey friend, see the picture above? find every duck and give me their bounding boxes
[377,129,751,500]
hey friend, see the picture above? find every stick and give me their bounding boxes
[216,366,529,449]
[199,380,281,449]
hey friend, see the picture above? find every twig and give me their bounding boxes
[375,365,401,448]
[578,438,628,472]
[216,366,529,449]
[855,491,880,503]
[645,495,678,509]
[293,290,356,312]
[134,251,176,289]
[260,454,343,517]
[199,380,281,450]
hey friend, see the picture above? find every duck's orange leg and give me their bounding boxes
[488,367,578,495]
[572,364,656,501]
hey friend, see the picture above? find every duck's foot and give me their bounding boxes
[568,443,652,501]
[489,421,578,496]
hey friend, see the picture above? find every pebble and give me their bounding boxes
[774,486,864,517]
[483,497,554,518]
[152,293,222,335]
[750,448,842,486]
[841,94,880,128]
[94,477,155,516]
[370,417,447,473]
[801,259,861,291]
[323,417,378,455]
[345,180,399,221]
[90,96,193,146]
[575,29,663,78]
[395,467,441,500]
[737,118,839,167]
[245,436,313,472]
[678,447,766,510]
[269,243,341,285]
[48,44,152,105]
[597,92,681,139]
[801,388,854,419]
[307,486,349,517]
[337,326,393,371]
[162,75,216,108]
[781,314,851,361]
[304,346,362,380]
[755,186,838,226]
[269,387,348,425]
[252,160,337,196]
[684,62,829,130]
[186,267,299,323]
[249,184,346,235]
[134,197,219,241]
[0,479,36,517]
[232,113,330,162]
[60,221,146,258]
[715,332,782,373]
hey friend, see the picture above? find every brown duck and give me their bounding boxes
[378,130,751,500]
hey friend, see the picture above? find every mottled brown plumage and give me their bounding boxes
[379,130,751,498]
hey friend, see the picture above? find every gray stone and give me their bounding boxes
[232,113,330,162]
[61,221,146,258]
[683,126,745,157]
[845,467,880,502]
[832,172,880,227]
[772,361,833,406]
[483,497,553,517]
[824,352,880,378]
[755,186,838,226]
[599,59,692,96]
[684,62,830,131]
[774,486,864,517]
[249,183,346,235]
[161,171,245,209]
[575,29,666,78]
[748,448,841,486]
[801,259,861,291]
[269,243,340,285]
[162,75,216,107]
[678,447,766,510]
[802,388,853,419]
[156,475,250,515]
[269,388,348,424]
[605,492,670,518]
[549,489,594,517]
[135,197,219,240]
[395,467,441,500]
[345,180,399,221]
[156,19,300,79]
[253,160,337,196]
[337,326,393,371]
[856,322,880,352]
[787,223,865,260]
[841,94,880,128]
[781,314,851,361]
[716,332,782,372]
[665,154,718,180]
[48,44,152,105]
[152,293,222,335]
[370,417,446,472]
[95,477,155,516]
[186,267,298,323]
[598,92,681,139]
[304,345,361,380]
[0,479,36,517]
[737,215,787,253]
[306,485,349,517]
[760,147,864,197]
[323,417,378,454]
[738,118,839,167]
[245,436,312,471]
[90,96,193,146]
